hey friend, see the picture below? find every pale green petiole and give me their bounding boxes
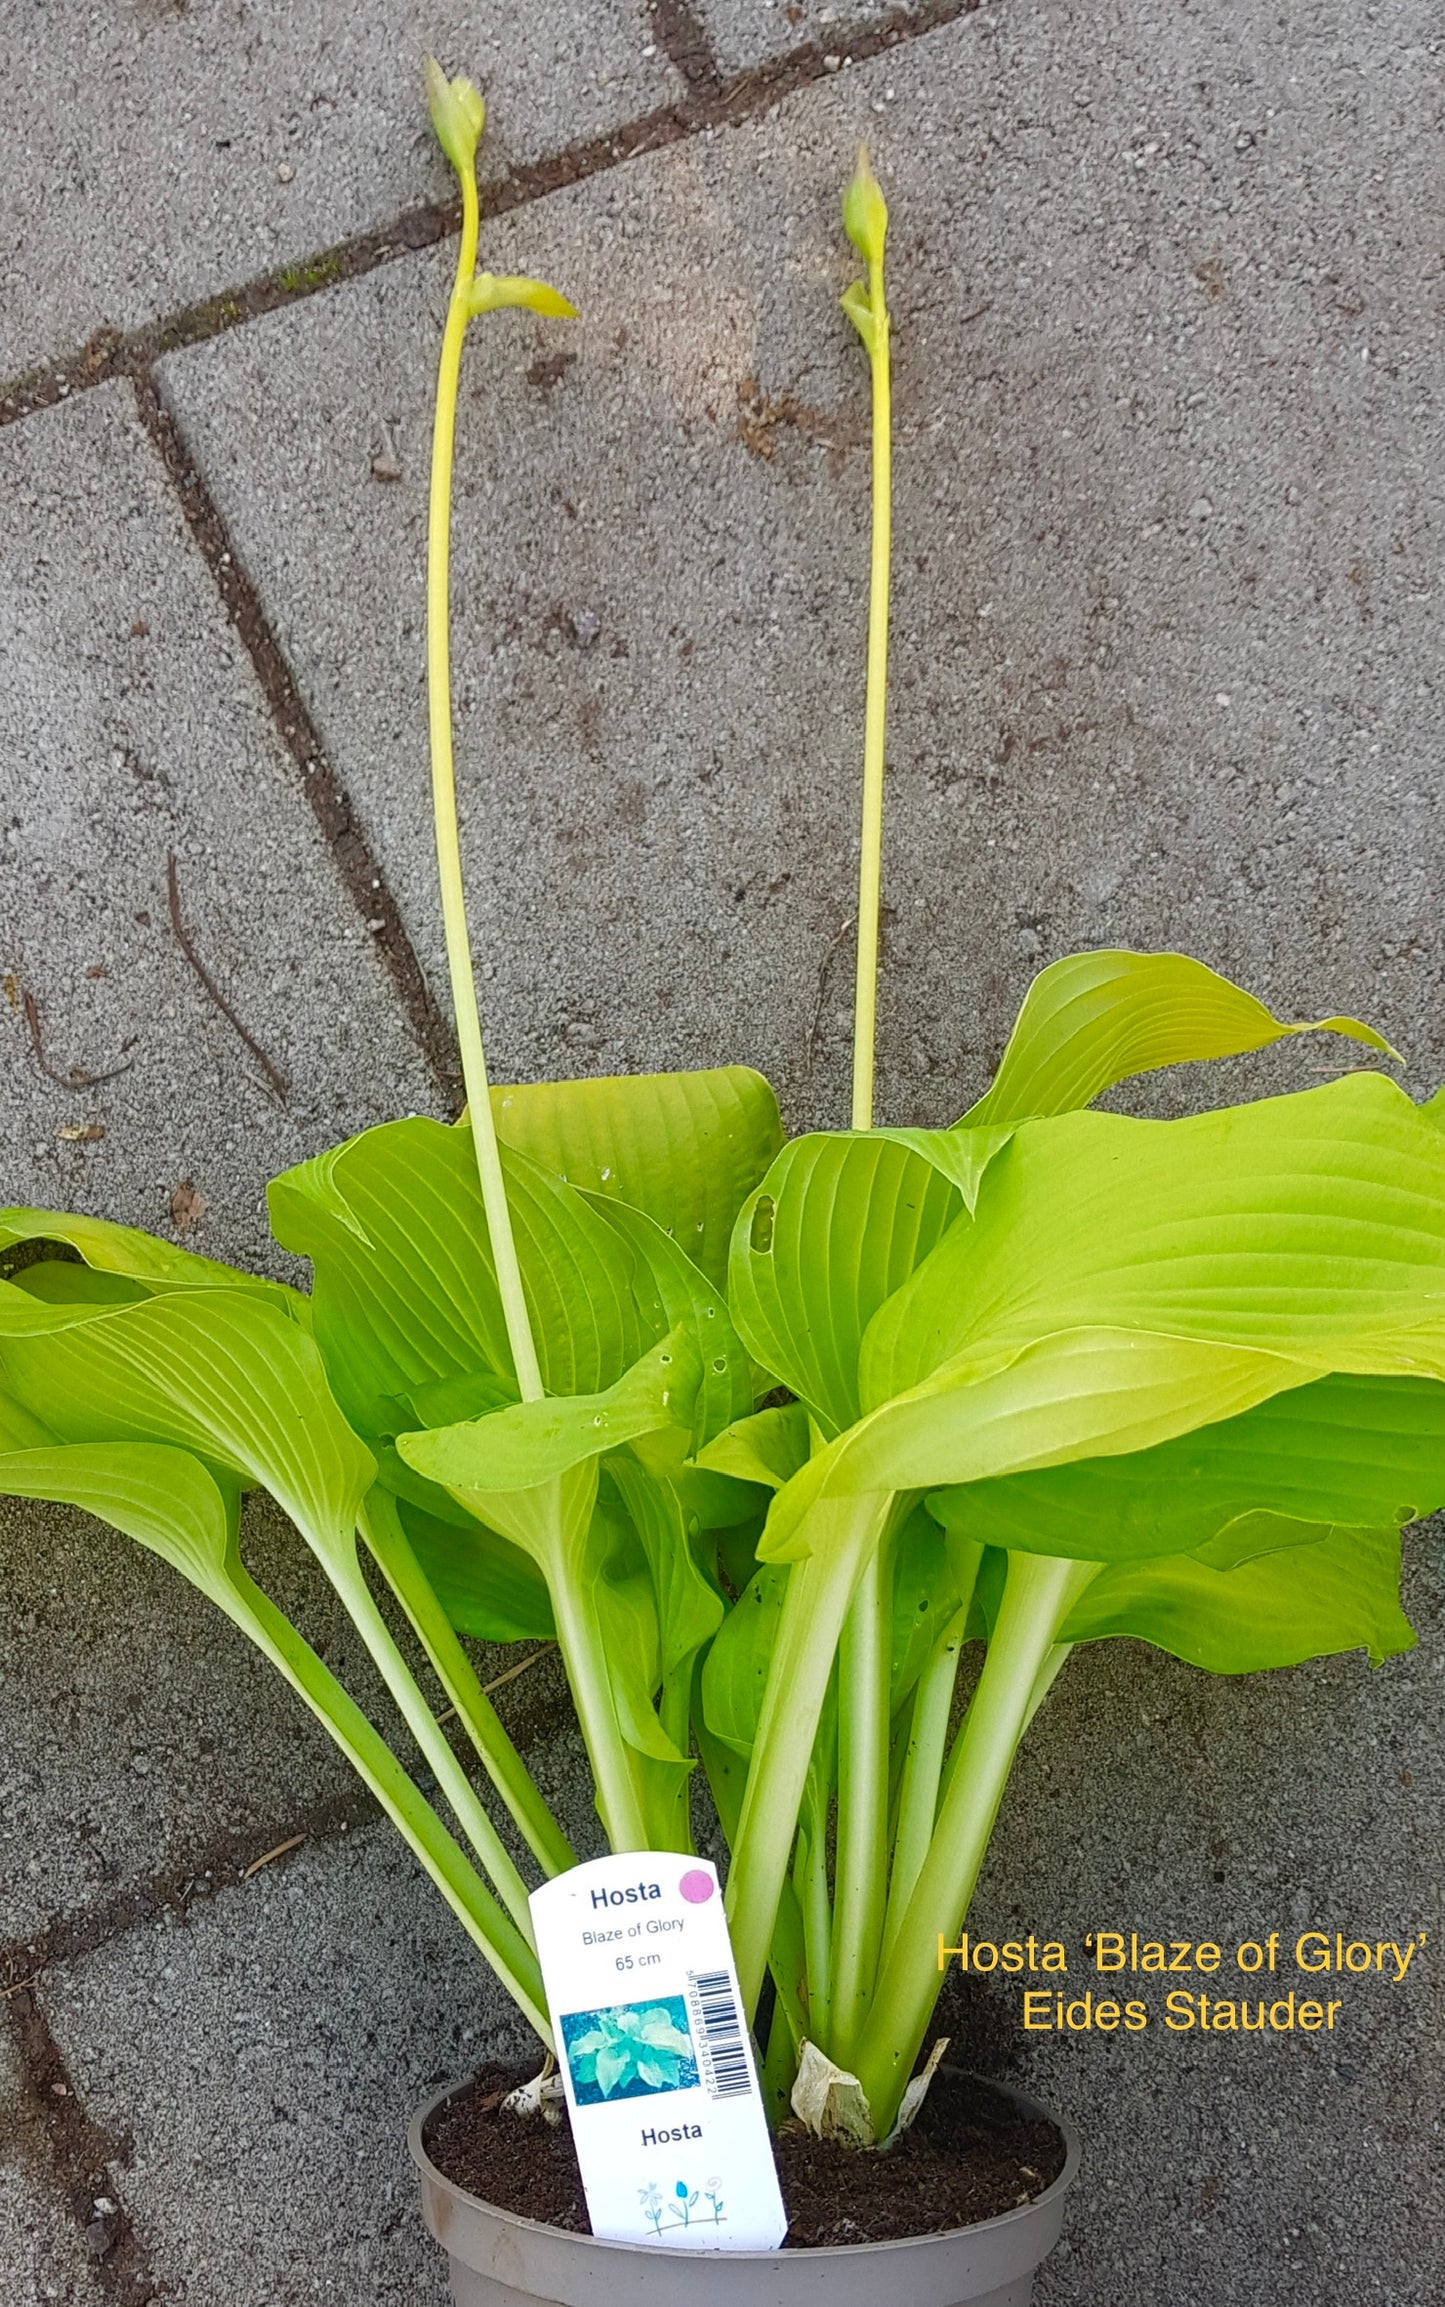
[359,1487,576,1876]
[460,1469,657,1856]
[852,1551,1101,2134]
[828,1540,894,2063]
[880,1583,976,1967]
[320,1536,539,1942]
[234,1557,549,2034]
[726,1491,895,2017]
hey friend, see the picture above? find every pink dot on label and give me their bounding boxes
[679,1870,714,1904]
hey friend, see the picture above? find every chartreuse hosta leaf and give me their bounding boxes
[390,1491,555,1644]
[1060,1524,1413,1672]
[0,1278,550,1937]
[579,1191,754,1447]
[728,1134,961,1435]
[0,1283,373,1542]
[400,1325,704,1492]
[0,1206,303,1313]
[490,1065,783,1292]
[866,1074,1445,1396]
[388,1166,756,1856]
[696,1399,810,1492]
[268,1117,651,1436]
[0,1438,548,2035]
[927,1371,1445,1563]
[399,1352,729,1854]
[961,948,1395,1128]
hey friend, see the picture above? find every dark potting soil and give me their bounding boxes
[423,2063,1066,2248]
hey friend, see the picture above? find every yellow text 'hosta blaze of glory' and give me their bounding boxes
[3,67,1445,2152]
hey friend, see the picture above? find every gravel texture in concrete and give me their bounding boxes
[0,1493,379,1950]
[1,2,680,379]
[0,381,435,1277]
[698,0,905,75]
[161,0,1445,1142]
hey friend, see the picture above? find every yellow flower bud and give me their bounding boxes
[426,57,485,178]
[842,145,888,267]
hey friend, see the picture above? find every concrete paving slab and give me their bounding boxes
[0,2028,105,2306]
[0,381,445,1963]
[700,0,903,77]
[0,1492,381,1950]
[38,1821,538,2307]
[0,381,434,1278]
[160,0,1445,1146]
[2,4,680,380]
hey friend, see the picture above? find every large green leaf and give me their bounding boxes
[1061,1525,1414,1670]
[963,950,1394,1128]
[926,1371,1445,1562]
[863,1074,1445,1405]
[395,1493,555,1643]
[581,1192,753,1445]
[889,1503,964,1709]
[0,1282,373,1550]
[730,1136,961,1436]
[695,1401,811,1492]
[607,1452,723,1684]
[0,1383,53,1450]
[0,1439,246,1589]
[702,1562,791,1760]
[399,1327,703,1493]
[758,1329,1321,1562]
[0,1206,301,1312]
[268,1117,654,1435]
[490,1066,783,1290]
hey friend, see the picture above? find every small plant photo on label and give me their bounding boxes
[561,1997,700,2105]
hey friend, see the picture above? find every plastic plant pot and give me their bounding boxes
[409,2069,1080,2307]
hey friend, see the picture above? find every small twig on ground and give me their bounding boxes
[805,916,857,1087]
[482,1644,555,1698]
[1,1971,43,2000]
[241,1834,306,1880]
[166,851,289,1100]
[23,988,134,1090]
[434,1644,554,1729]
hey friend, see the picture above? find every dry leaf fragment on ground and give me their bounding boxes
[170,1179,206,1231]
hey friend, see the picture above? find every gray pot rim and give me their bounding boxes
[408,2064,1081,2269]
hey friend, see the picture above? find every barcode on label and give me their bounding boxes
[687,1969,751,2100]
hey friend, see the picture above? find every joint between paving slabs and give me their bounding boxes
[0,0,984,430]
[3,1981,160,2302]
[0,1781,378,2296]
[650,0,725,99]
[0,1637,569,2291]
[0,1638,568,2002]
[127,363,463,1109]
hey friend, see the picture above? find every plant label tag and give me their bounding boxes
[529,1853,787,2251]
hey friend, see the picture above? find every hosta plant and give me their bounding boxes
[4,68,1443,2163]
